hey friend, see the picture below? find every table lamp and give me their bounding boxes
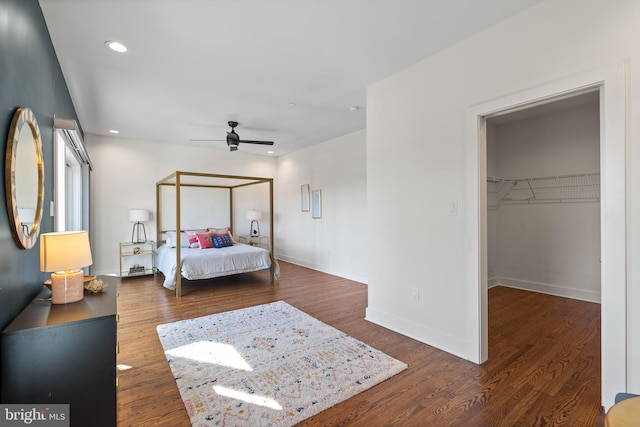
[18,208,36,234]
[40,230,93,304]
[247,210,262,236]
[128,209,149,243]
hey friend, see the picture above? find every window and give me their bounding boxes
[53,118,92,233]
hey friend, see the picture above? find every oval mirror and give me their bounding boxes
[5,107,44,249]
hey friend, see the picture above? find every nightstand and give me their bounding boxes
[238,235,269,250]
[120,240,155,278]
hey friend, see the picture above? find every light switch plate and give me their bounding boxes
[448,200,458,216]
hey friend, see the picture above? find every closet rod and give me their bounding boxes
[487,171,599,183]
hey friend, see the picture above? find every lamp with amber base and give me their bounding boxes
[40,230,93,304]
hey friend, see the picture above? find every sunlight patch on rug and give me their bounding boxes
[166,341,253,371]
[156,300,407,426]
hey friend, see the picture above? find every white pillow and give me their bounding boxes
[166,231,190,248]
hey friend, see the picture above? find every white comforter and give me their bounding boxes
[156,243,272,290]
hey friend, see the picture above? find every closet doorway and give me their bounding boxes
[469,63,627,409]
[484,92,602,406]
[486,91,601,303]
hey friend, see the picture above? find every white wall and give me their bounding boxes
[86,130,368,284]
[489,102,601,302]
[276,130,368,283]
[366,0,640,400]
[85,134,277,275]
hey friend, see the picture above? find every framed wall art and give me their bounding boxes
[311,189,322,219]
[301,184,310,212]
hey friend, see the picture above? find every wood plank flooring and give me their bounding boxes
[116,261,605,426]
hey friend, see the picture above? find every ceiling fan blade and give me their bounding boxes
[239,140,274,145]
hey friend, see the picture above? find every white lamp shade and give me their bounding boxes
[40,230,93,272]
[128,209,149,222]
[247,210,263,221]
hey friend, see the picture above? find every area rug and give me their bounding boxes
[156,300,407,426]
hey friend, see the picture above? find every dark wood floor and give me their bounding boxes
[116,261,605,426]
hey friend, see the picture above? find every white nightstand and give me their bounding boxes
[238,235,269,250]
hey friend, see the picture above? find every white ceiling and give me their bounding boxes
[39,0,541,156]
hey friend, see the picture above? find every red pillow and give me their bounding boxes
[195,232,214,249]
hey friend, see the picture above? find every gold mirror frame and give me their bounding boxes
[5,107,44,249]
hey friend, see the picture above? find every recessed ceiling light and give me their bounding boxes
[288,102,296,107]
[349,105,359,112]
[267,150,274,154]
[108,129,119,134]
[105,40,127,53]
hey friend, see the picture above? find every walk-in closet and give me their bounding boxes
[486,91,601,303]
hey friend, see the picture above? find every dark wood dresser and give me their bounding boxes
[1,275,118,426]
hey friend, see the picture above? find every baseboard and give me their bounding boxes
[489,276,601,303]
[365,307,476,362]
[488,277,501,288]
[276,253,368,284]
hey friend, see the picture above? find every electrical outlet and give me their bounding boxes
[411,287,420,301]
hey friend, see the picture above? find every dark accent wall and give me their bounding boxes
[0,0,79,330]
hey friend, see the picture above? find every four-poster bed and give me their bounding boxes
[155,171,275,298]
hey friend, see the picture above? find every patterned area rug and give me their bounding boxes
[156,300,407,426]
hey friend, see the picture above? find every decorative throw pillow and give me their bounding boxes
[208,227,230,236]
[185,230,206,248]
[186,233,198,245]
[195,232,214,249]
[212,234,233,248]
[207,226,237,243]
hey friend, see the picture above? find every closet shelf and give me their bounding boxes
[487,172,600,210]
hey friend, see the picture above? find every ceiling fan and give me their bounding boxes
[190,121,274,152]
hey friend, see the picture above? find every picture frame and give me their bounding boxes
[311,189,322,219]
[301,184,310,212]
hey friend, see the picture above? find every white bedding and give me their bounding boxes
[156,243,272,290]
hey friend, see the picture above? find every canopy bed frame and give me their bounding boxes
[156,171,275,298]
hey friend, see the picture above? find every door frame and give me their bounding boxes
[466,62,627,409]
